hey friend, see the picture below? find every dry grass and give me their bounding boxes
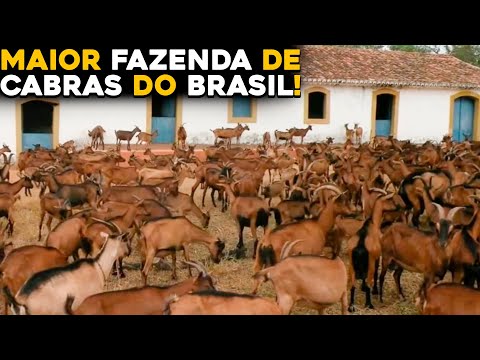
[1,172,424,315]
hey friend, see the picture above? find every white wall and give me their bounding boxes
[182,87,480,144]
[182,86,373,144]
[0,98,17,153]
[396,88,458,142]
[58,97,147,146]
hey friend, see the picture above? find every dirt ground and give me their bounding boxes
[1,171,426,315]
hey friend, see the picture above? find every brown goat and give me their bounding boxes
[65,261,215,315]
[88,125,106,150]
[378,204,463,303]
[0,193,21,237]
[38,193,72,242]
[115,126,141,151]
[46,215,90,260]
[218,182,270,259]
[210,124,250,148]
[177,125,187,149]
[354,123,363,145]
[254,184,355,272]
[138,217,225,284]
[416,282,480,315]
[0,245,68,315]
[136,130,159,146]
[263,132,272,148]
[288,125,313,144]
[165,289,282,315]
[253,250,348,315]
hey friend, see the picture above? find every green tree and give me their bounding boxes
[389,45,431,52]
[448,45,480,66]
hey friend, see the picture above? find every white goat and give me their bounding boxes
[4,232,130,315]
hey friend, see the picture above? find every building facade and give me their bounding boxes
[1,45,480,154]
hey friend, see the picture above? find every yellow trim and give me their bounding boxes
[370,88,399,139]
[146,97,152,133]
[146,95,183,143]
[303,86,330,125]
[175,95,183,142]
[227,98,257,123]
[15,98,60,155]
[449,90,480,141]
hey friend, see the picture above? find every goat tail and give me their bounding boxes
[269,207,282,225]
[2,286,25,315]
[64,295,75,315]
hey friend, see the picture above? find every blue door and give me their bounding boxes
[152,95,176,144]
[375,94,394,137]
[453,97,475,142]
[22,134,52,151]
[22,100,54,151]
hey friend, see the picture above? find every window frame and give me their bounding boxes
[227,97,257,124]
[304,86,330,125]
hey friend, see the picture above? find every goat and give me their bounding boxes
[344,124,354,142]
[261,181,286,207]
[136,130,158,146]
[354,123,363,145]
[88,125,106,150]
[270,199,311,225]
[274,129,295,146]
[0,154,14,182]
[416,282,480,315]
[4,232,130,315]
[217,181,270,259]
[65,261,215,315]
[177,124,188,149]
[0,245,68,315]
[263,132,271,148]
[38,193,72,242]
[0,176,34,198]
[289,125,313,144]
[253,240,348,315]
[45,214,91,260]
[115,126,141,151]
[378,204,463,303]
[161,191,211,228]
[138,216,225,284]
[164,289,282,315]
[255,184,355,272]
[210,124,250,148]
[0,193,21,237]
[347,192,399,312]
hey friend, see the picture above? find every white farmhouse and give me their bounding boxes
[1,45,480,154]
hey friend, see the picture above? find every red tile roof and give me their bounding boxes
[301,45,480,89]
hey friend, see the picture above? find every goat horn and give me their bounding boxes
[380,192,395,200]
[90,217,122,235]
[316,184,342,195]
[471,163,480,172]
[447,206,465,222]
[280,239,304,260]
[370,188,388,195]
[182,260,207,277]
[432,203,446,220]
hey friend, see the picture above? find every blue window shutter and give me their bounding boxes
[232,97,252,118]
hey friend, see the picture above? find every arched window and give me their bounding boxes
[304,87,330,124]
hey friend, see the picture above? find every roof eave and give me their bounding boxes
[302,77,480,90]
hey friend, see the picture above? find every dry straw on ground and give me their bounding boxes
[1,172,424,315]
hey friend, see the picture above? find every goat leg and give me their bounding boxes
[182,246,192,277]
[372,259,380,295]
[393,267,405,300]
[348,286,356,313]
